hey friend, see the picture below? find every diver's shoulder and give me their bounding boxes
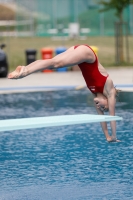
[106,75,113,83]
[106,76,115,89]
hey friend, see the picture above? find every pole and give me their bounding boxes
[115,22,119,64]
[100,5,104,36]
[125,22,129,63]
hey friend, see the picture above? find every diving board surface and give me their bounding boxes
[0,114,122,132]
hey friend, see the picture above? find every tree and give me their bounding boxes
[98,0,133,64]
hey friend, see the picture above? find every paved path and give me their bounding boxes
[0,67,133,94]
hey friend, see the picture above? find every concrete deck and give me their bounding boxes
[0,67,133,94]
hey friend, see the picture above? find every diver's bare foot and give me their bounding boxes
[8,66,27,79]
[106,136,120,142]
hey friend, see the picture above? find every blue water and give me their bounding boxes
[0,90,133,200]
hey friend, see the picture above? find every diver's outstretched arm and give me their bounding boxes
[94,102,120,142]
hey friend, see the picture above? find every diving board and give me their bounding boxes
[0,114,122,132]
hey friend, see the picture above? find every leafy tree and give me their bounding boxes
[98,0,133,64]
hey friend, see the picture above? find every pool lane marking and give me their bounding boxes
[115,84,133,88]
[0,86,77,91]
[0,84,133,92]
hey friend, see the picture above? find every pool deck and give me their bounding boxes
[0,67,133,94]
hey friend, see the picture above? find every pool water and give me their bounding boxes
[0,90,133,200]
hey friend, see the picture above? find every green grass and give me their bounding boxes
[0,36,133,72]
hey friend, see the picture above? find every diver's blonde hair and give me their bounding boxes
[114,86,121,102]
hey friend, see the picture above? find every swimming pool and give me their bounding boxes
[0,89,133,200]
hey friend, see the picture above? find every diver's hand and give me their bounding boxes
[8,66,28,79]
[106,136,120,142]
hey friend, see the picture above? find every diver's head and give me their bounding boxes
[94,94,109,112]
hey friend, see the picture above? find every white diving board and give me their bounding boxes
[0,114,122,132]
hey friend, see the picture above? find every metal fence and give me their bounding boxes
[14,0,133,37]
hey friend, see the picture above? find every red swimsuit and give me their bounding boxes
[74,45,108,94]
